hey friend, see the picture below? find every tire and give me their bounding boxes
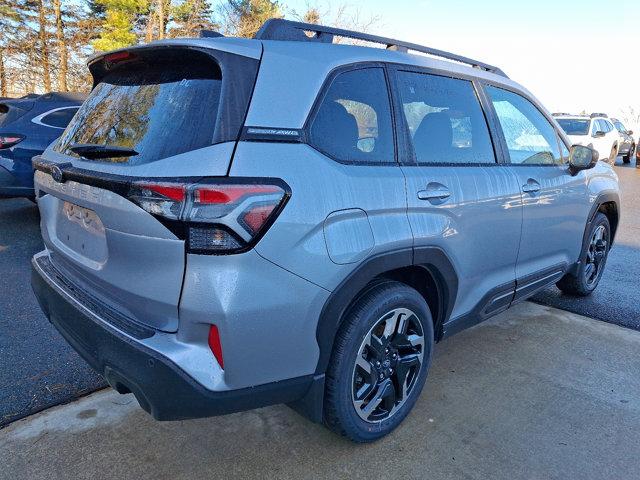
[323,281,434,443]
[556,212,610,296]
[624,143,636,163]
[623,143,635,164]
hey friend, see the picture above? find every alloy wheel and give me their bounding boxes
[351,308,425,423]
[585,225,608,287]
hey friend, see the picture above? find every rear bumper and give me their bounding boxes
[31,253,314,421]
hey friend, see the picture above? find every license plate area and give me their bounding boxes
[56,201,108,265]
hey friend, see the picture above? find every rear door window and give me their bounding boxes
[55,52,223,164]
[395,71,496,164]
[309,67,394,164]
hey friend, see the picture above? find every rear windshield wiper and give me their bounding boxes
[69,143,138,160]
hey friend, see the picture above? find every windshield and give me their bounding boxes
[55,52,223,164]
[557,118,590,136]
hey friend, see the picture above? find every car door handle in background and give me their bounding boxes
[417,183,451,201]
[522,179,541,193]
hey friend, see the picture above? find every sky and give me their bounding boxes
[281,0,640,125]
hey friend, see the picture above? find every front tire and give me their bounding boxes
[323,281,434,443]
[557,212,610,296]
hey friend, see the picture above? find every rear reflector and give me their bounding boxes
[208,325,224,369]
[128,179,290,254]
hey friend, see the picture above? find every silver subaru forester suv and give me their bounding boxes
[31,19,620,442]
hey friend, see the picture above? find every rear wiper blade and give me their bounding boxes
[69,143,138,160]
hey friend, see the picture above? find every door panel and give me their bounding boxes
[484,85,590,283]
[403,166,522,317]
[392,69,522,320]
[509,165,588,279]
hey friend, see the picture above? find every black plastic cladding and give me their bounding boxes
[32,158,292,255]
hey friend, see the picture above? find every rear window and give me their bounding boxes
[55,52,223,164]
[557,118,590,135]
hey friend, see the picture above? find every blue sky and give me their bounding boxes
[275,0,640,123]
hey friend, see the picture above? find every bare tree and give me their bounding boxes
[37,0,52,91]
[621,106,640,128]
[53,0,68,91]
[291,1,381,42]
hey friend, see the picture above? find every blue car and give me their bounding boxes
[0,92,86,198]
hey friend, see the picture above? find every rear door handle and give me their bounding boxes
[522,179,541,193]
[417,183,451,201]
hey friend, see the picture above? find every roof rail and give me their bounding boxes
[590,113,608,118]
[552,112,572,117]
[254,19,508,78]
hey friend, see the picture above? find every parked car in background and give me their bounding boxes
[31,19,620,443]
[555,114,620,165]
[611,118,636,164]
[0,92,86,199]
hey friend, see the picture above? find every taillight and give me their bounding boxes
[128,179,290,254]
[0,135,24,149]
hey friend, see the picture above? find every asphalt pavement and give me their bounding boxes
[2,302,640,480]
[0,156,638,427]
[0,198,106,427]
[532,158,640,330]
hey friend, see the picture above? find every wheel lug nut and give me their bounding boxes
[375,361,381,367]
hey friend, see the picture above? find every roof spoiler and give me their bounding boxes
[200,30,224,38]
[254,18,508,78]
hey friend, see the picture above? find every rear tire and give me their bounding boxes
[623,143,635,164]
[323,281,434,443]
[557,212,610,296]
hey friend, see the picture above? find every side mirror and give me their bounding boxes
[593,131,605,138]
[627,130,634,136]
[569,145,598,174]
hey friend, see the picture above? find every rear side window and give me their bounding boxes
[55,52,223,164]
[486,86,562,165]
[39,108,79,128]
[396,71,496,164]
[309,68,394,164]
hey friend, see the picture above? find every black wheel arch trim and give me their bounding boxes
[584,193,619,248]
[314,246,458,376]
[567,191,619,276]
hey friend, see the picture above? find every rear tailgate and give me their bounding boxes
[34,40,261,332]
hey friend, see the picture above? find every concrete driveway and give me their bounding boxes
[2,302,639,480]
